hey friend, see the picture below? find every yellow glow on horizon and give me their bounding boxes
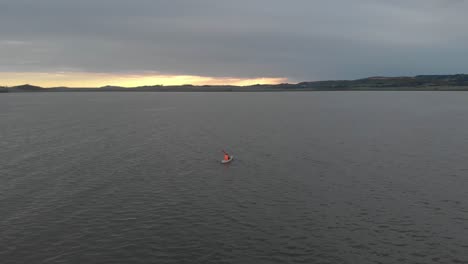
[0,72,288,87]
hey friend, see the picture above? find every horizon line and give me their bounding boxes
[3,73,468,89]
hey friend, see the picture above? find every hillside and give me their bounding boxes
[3,74,468,92]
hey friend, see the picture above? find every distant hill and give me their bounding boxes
[3,74,468,92]
[8,84,44,92]
[295,74,468,90]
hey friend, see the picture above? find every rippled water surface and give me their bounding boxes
[2,92,468,263]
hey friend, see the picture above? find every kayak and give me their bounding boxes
[221,156,233,164]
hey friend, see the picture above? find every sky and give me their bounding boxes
[1,0,467,87]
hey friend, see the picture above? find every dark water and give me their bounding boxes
[1,92,468,264]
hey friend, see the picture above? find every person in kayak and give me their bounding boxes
[222,150,230,161]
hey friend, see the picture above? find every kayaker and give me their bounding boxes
[223,150,230,161]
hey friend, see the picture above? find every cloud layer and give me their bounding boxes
[1,0,467,84]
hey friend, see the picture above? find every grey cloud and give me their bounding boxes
[1,0,468,81]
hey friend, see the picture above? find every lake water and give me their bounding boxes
[1,92,468,264]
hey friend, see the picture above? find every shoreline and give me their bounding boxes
[3,86,468,93]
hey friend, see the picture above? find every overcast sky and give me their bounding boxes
[1,0,468,85]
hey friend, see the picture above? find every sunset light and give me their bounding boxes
[0,72,288,88]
